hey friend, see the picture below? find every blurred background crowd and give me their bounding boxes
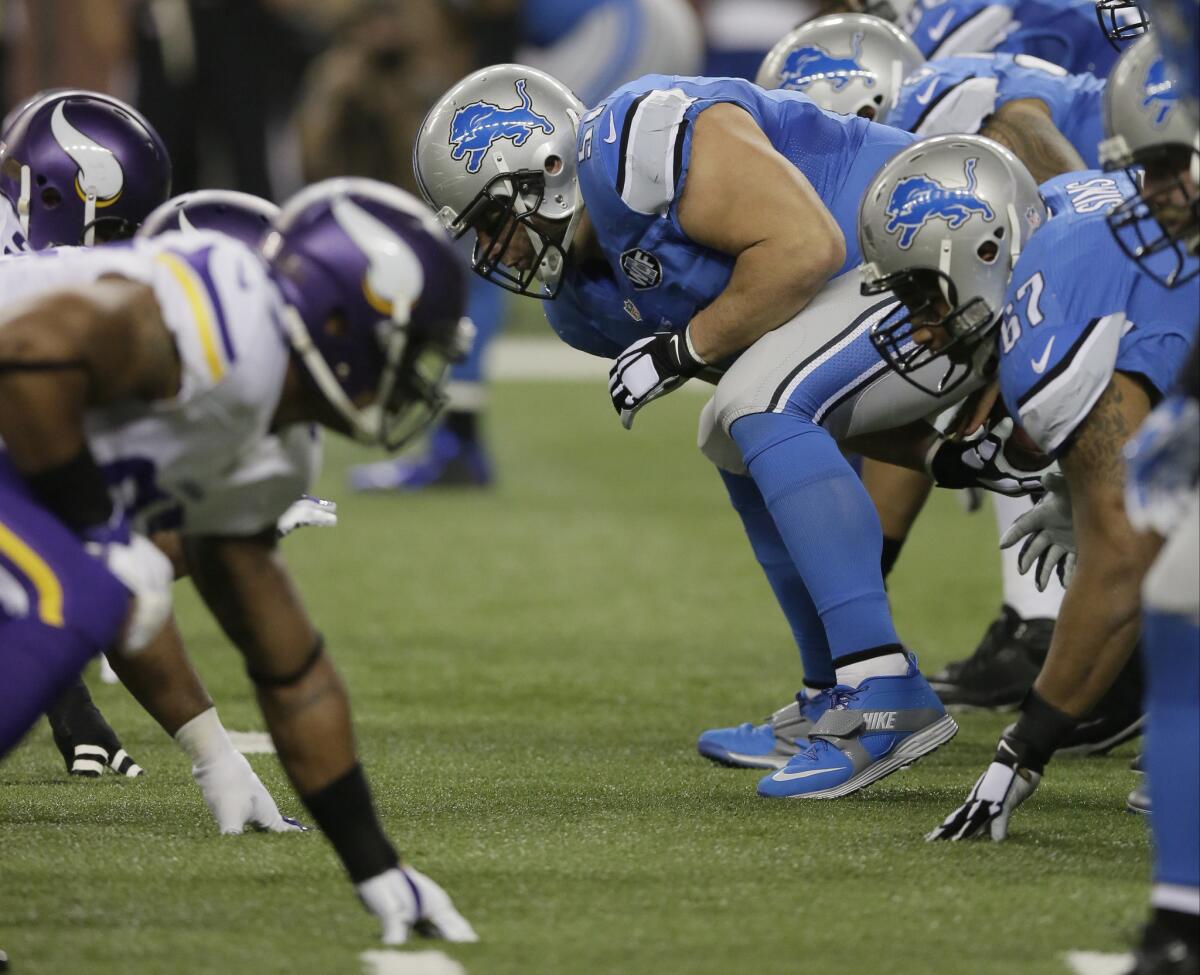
[0,0,826,203]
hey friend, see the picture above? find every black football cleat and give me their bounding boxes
[1056,650,1145,757]
[1125,915,1200,975]
[46,678,144,777]
[928,606,1052,710]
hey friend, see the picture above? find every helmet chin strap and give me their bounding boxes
[279,304,381,445]
[17,164,30,239]
[82,193,97,247]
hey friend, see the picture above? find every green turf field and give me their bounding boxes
[0,378,1148,975]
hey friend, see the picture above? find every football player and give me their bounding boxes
[0,89,170,778]
[1085,30,1196,974]
[0,177,477,943]
[413,65,1064,799]
[0,99,307,832]
[854,50,1196,842]
[850,0,1122,75]
[756,14,1094,715]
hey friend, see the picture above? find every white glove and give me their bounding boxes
[998,471,1076,591]
[86,529,173,655]
[357,865,479,945]
[192,750,304,836]
[277,495,338,538]
[926,741,1041,842]
[608,331,705,430]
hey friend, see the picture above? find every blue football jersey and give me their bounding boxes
[1152,0,1199,101]
[546,74,915,356]
[998,170,1200,454]
[888,53,1106,167]
[903,0,1120,76]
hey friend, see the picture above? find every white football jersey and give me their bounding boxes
[0,197,30,256]
[0,230,319,536]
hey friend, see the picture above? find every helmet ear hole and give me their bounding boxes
[35,173,47,186]
[40,186,62,209]
[544,154,562,175]
[976,240,999,263]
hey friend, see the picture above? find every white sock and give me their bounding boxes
[994,494,1065,620]
[174,707,236,768]
[1152,883,1200,915]
[835,652,909,688]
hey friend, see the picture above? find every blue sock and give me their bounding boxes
[1143,609,1200,894]
[731,413,899,663]
[719,469,835,687]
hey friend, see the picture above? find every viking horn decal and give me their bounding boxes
[50,102,124,201]
[331,197,424,320]
[177,209,197,234]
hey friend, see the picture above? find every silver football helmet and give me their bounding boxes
[756,14,924,121]
[859,134,1046,395]
[413,63,585,299]
[848,0,921,26]
[1100,35,1199,286]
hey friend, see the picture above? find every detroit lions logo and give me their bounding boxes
[449,79,555,175]
[778,33,874,92]
[885,157,996,249]
[1141,58,1179,127]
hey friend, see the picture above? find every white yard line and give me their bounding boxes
[488,336,608,381]
[359,949,467,975]
[226,731,276,754]
[1064,950,1135,975]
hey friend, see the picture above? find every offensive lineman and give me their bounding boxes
[0,177,476,943]
[854,40,1197,844]
[414,65,1051,799]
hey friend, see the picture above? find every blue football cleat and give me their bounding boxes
[697,690,834,770]
[349,425,492,491]
[757,655,957,799]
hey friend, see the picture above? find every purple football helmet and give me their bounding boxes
[0,90,171,249]
[137,190,280,248]
[264,178,473,450]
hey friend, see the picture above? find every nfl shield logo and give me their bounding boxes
[619,248,662,290]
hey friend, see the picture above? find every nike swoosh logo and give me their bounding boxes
[669,334,681,362]
[1031,336,1056,374]
[914,78,940,104]
[927,9,956,41]
[604,111,617,144]
[773,767,842,781]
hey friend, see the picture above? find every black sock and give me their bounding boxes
[444,410,479,442]
[835,643,906,668]
[1153,907,1200,948]
[301,765,399,884]
[881,536,905,581]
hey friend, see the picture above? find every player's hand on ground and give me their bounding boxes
[276,495,339,538]
[926,418,1051,496]
[357,865,479,945]
[192,751,304,836]
[927,736,1041,842]
[999,471,1076,590]
[84,516,174,654]
[1123,393,1200,537]
[609,331,706,429]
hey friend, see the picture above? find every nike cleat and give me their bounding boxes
[928,606,1051,711]
[349,425,492,492]
[46,679,144,778]
[1056,650,1145,756]
[697,690,833,770]
[757,656,958,799]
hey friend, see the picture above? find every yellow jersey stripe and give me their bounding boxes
[156,252,225,381]
[0,521,64,628]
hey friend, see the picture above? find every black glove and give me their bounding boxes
[608,330,706,429]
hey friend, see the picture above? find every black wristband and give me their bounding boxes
[927,440,972,489]
[881,536,905,581]
[1006,689,1078,773]
[301,764,399,884]
[24,446,114,534]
